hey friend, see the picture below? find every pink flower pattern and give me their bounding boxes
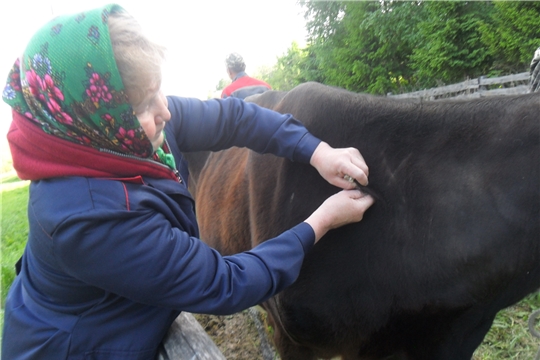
[101,113,114,125]
[26,69,73,125]
[115,127,136,149]
[9,71,21,92]
[86,72,113,105]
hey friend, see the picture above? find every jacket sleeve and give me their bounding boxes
[53,206,315,315]
[166,96,321,163]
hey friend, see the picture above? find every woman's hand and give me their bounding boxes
[304,190,374,243]
[310,141,369,189]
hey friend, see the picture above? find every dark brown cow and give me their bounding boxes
[184,82,540,360]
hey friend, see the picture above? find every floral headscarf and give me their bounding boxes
[3,4,154,159]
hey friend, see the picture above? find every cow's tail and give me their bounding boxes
[265,295,303,347]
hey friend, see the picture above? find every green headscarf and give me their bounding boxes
[3,4,155,159]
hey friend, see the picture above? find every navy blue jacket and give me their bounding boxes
[2,97,320,359]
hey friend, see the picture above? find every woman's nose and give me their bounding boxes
[155,98,171,123]
[161,106,171,122]
[159,92,171,122]
[165,106,171,121]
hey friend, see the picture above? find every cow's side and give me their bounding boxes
[186,83,540,360]
[184,91,289,253]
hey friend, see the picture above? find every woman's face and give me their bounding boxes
[132,89,171,151]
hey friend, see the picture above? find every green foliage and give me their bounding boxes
[300,0,346,41]
[1,174,21,184]
[330,1,425,94]
[271,0,540,94]
[473,292,540,359]
[1,183,29,343]
[479,1,540,74]
[322,1,380,92]
[215,78,231,92]
[410,2,494,87]
[270,1,427,94]
[260,42,310,91]
[252,65,274,82]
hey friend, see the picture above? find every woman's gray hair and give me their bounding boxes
[108,10,167,106]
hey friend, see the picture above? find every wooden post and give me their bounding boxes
[478,75,486,96]
[248,306,277,360]
[157,312,226,360]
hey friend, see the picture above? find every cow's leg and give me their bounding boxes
[263,305,318,360]
[271,326,318,360]
[404,310,495,360]
[435,316,494,360]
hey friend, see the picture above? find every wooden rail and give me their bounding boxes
[389,72,530,100]
[157,312,226,360]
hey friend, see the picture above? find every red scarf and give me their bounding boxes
[8,110,178,182]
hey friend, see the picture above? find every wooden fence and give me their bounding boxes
[158,312,226,360]
[389,71,530,100]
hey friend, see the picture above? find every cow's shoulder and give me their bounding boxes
[245,90,288,110]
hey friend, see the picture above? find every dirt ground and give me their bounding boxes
[193,308,278,360]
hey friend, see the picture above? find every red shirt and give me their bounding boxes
[221,72,272,99]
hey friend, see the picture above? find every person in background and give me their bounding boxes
[221,52,272,99]
[529,46,540,93]
[2,4,374,359]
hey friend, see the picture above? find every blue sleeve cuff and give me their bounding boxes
[289,222,316,253]
[293,133,321,164]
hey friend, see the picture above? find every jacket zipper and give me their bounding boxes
[99,140,182,183]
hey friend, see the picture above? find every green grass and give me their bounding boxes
[1,181,29,345]
[1,171,26,301]
[0,173,22,185]
[474,292,540,359]
[0,181,539,358]
[1,184,29,309]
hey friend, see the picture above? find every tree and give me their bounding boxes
[479,1,540,74]
[215,78,230,92]
[298,0,347,86]
[259,42,309,91]
[273,0,540,94]
[331,1,425,94]
[300,0,346,41]
[300,1,424,94]
[409,1,494,87]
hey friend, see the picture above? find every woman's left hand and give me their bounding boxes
[309,141,369,189]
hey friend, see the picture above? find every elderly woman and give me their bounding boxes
[2,4,373,359]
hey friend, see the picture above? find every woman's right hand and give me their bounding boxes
[304,190,375,243]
